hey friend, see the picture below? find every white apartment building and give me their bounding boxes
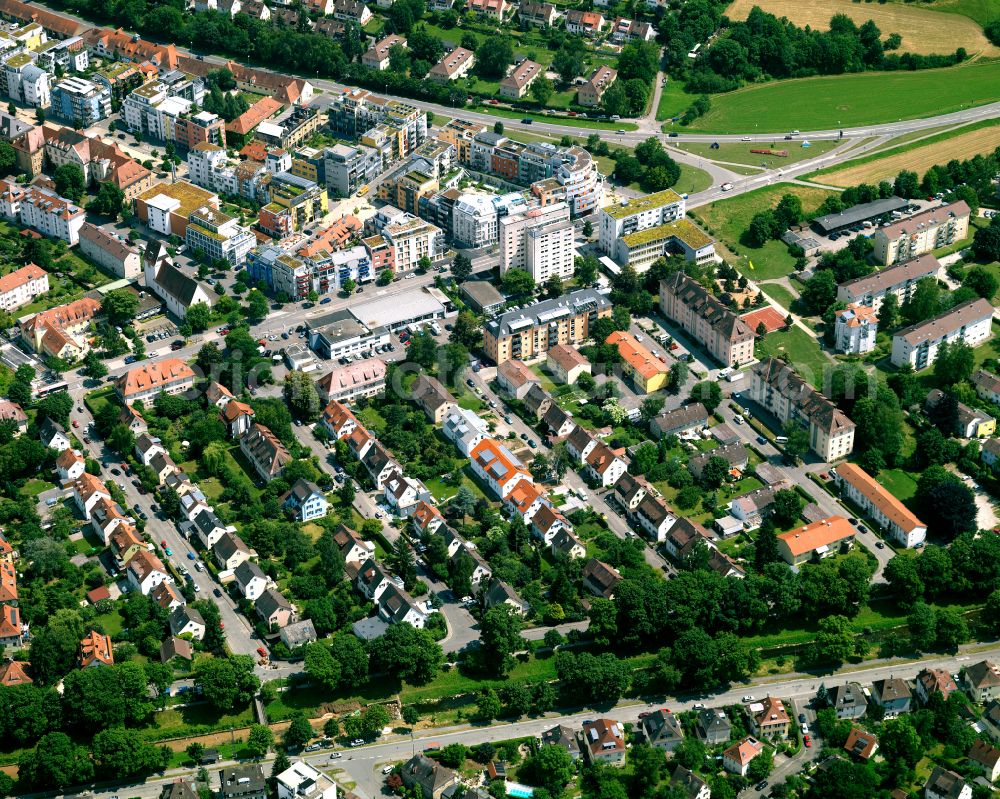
[122,81,193,143]
[383,213,441,271]
[0,263,48,312]
[324,143,382,198]
[834,304,878,355]
[551,146,603,217]
[3,53,50,108]
[499,201,571,277]
[598,188,686,254]
[834,463,927,548]
[526,218,575,282]
[891,298,993,370]
[873,201,971,265]
[836,253,941,311]
[452,193,499,248]
[16,185,86,245]
[185,206,256,267]
[187,143,238,196]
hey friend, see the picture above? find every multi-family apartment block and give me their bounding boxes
[78,223,141,279]
[499,58,542,100]
[115,358,196,404]
[836,253,941,310]
[891,297,993,370]
[659,272,755,367]
[750,358,855,461]
[578,65,617,107]
[258,172,328,239]
[599,189,686,253]
[0,263,47,312]
[429,47,476,82]
[499,201,574,282]
[4,54,49,108]
[484,288,612,364]
[834,304,878,354]
[329,88,427,155]
[49,76,111,125]
[834,462,927,548]
[186,206,256,267]
[872,201,970,264]
[362,34,406,70]
[324,142,382,198]
[0,180,85,244]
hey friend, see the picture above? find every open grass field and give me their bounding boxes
[876,468,919,502]
[725,0,1000,56]
[683,60,1000,134]
[758,282,799,312]
[673,139,840,168]
[820,121,1000,186]
[656,79,694,122]
[691,183,835,279]
[889,0,998,27]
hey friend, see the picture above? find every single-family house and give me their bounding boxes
[581,558,622,600]
[722,737,763,777]
[256,588,294,630]
[963,660,1000,703]
[642,709,683,752]
[924,767,972,799]
[582,719,626,766]
[748,696,790,739]
[283,479,329,522]
[844,727,878,761]
[871,678,912,717]
[213,531,253,572]
[968,739,1000,783]
[234,560,268,601]
[169,605,206,640]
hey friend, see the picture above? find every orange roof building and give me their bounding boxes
[79,630,114,668]
[834,463,926,548]
[777,515,856,566]
[0,560,17,605]
[503,478,546,521]
[412,500,444,534]
[20,296,101,360]
[0,660,32,686]
[470,438,532,500]
[0,263,48,312]
[606,331,668,393]
[225,96,284,138]
[115,358,196,404]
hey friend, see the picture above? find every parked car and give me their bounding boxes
[213,588,223,598]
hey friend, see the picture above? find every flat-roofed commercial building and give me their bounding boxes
[836,253,941,311]
[598,188,686,254]
[614,219,716,270]
[659,272,754,367]
[834,462,926,548]
[811,196,909,235]
[777,516,856,566]
[484,288,612,364]
[891,298,993,370]
[750,358,855,462]
[872,201,970,264]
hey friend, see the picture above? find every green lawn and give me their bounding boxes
[683,60,1000,134]
[897,0,997,26]
[674,162,715,195]
[471,104,639,130]
[675,139,840,168]
[690,183,835,280]
[876,468,918,502]
[758,283,799,312]
[972,321,1000,369]
[94,609,126,636]
[755,327,832,388]
[655,79,694,122]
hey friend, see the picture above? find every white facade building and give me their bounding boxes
[499,201,572,278]
[834,304,878,355]
[891,298,993,370]
[598,188,686,255]
[452,193,499,248]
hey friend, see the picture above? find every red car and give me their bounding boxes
[803,735,811,747]
[257,647,268,657]
[72,420,79,428]
[161,539,167,547]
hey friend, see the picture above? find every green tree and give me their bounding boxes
[479,605,524,676]
[86,181,126,218]
[102,288,141,326]
[284,712,314,749]
[552,40,586,83]
[18,732,93,789]
[934,609,968,650]
[451,252,472,282]
[770,488,801,527]
[476,688,502,721]
[368,623,443,685]
[53,163,86,202]
[933,340,974,386]
[901,277,941,325]
[304,642,341,690]
[361,704,391,738]
[284,370,322,421]
[247,723,273,758]
[501,268,535,297]
[964,266,998,300]
[476,36,514,79]
[520,745,574,796]
[813,615,855,664]
[82,350,108,380]
[247,290,269,321]
[879,716,922,769]
[688,381,722,413]
[530,76,554,105]
[186,302,212,333]
[193,656,260,710]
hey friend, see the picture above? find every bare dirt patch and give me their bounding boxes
[725,0,1000,56]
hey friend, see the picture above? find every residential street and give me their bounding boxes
[47,643,1000,799]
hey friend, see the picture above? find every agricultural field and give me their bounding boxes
[683,60,1000,133]
[820,122,1000,186]
[690,183,835,280]
[891,0,998,27]
[673,139,840,168]
[725,0,1000,56]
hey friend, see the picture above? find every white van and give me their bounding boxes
[775,436,789,444]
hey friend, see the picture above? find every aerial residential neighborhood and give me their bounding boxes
[0,0,998,799]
